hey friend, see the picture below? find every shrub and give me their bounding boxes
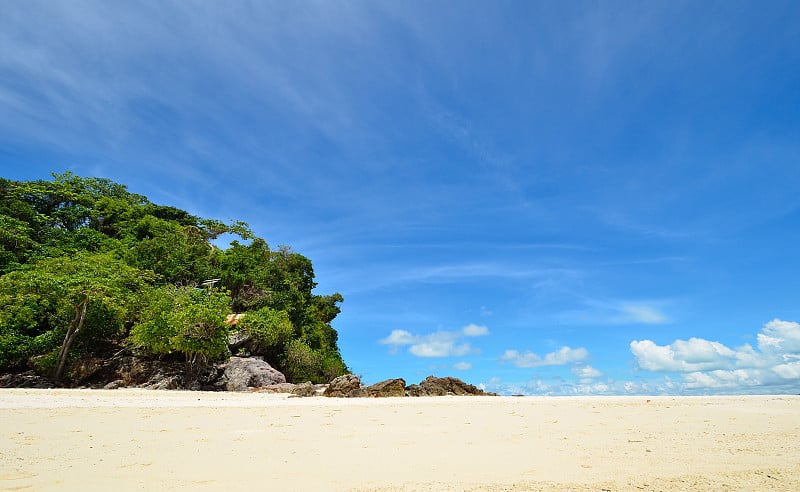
[130,286,231,366]
[235,306,293,359]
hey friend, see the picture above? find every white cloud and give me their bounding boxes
[623,381,638,393]
[462,324,489,337]
[572,382,611,394]
[380,329,415,346]
[631,319,800,392]
[410,337,471,357]
[501,346,588,368]
[379,324,489,358]
[758,319,800,354]
[773,361,800,379]
[630,338,738,372]
[479,377,549,396]
[683,370,764,390]
[453,361,472,371]
[571,364,603,381]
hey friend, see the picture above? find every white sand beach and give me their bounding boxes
[1,389,798,491]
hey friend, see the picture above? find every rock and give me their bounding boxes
[228,330,252,356]
[0,372,56,389]
[405,384,422,396]
[219,357,286,391]
[365,378,406,397]
[227,328,272,358]
[407,376,492,396]
[143,374,181,390]
[68,356,104,382]
[103,379,126,390]
[254,383,297,394]
[323,374,364,397]
[291,381,317,397]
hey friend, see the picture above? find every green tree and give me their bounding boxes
[0,173,348,384]
[0,253,153,380]
[234,306,293,360]
[130,286,231,367]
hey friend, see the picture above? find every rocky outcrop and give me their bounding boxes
[0,372,56,389]
[254,383,297,394]
[365,378,406,397]
[406,376,492,396]
[291,381,318,397]
[78,353,221,391]
[227,328,276,359]
[217,357,286,392]
[1,352,496,397]
[324,374,364,397]
[228,330,252,354]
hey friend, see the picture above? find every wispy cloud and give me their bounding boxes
[559,298,671,325]
[327,260,584,295]
[616,304,669,324]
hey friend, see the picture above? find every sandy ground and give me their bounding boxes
[1,390,798,491]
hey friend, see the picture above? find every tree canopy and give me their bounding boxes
[0,173,347,383]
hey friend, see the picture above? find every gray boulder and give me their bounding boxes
[323,374,364,397]
[103,379,126,390]
[407,375,492,396]
[365,378,406,397]
[0,372,56,389]
[219,357,286,391]
[258,383,297,393]
[143,374,181,390]
[291,381,318,397]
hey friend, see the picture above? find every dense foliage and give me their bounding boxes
[0,173,347,383]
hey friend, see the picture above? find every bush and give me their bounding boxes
[235,306,293,359]
[281,339,347,383]
[130,286,231,365]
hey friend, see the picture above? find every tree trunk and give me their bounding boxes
[53,298,88,383]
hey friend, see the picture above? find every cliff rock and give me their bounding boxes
[291,381,318,397]
[324,374,364,397]
[365,378,406,397]
[406,375,491,396]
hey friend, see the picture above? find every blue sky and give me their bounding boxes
[2,1,800,394]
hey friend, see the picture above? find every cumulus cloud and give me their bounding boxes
[409,334,471,357]
[380,329,415,346]
[773,361,800,379]
[631,319,800,391]
[500,346,588,368]
[453,361,472,371]
[379,324,488,358]
[481,376,658,396]
[629,338,739,372]
[758,319,800,354]
[571,364,603,381]
[479,377,549,396]
[683,369,764,390]
[572,382,611,394]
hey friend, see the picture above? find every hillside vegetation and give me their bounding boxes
[0,173,347,384]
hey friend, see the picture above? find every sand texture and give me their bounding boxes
[1,390,798,491]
